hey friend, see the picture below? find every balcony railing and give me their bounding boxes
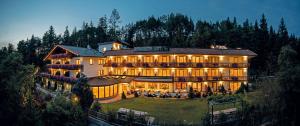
[50,53,72,59]
[47,64,83,70]
[39,73,78,83]
[173,76,247,82]
[103,61,249,68]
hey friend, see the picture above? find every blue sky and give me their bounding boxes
[0,0,299,47]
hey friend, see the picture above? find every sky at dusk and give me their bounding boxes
[0,0,299,47]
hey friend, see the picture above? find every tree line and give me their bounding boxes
[16,9,300,75]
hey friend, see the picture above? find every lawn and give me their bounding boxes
[101,97,238,124]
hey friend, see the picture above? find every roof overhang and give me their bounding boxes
[43,45,79,61]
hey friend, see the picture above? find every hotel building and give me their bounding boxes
[40,41,257,100]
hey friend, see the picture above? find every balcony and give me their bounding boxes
[50,53,72,59]
[47,64,83,70]
[103,61,249,68]
[39,73,78,83]
[173,76,247,82]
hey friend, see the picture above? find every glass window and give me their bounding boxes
[92,87,99,98]
[114,85,118,95]
[160,83,169,90]
[110,85,114,96]
[105,86,110,97]
[76,59,80,64]
[135,82,145,88]
[99,87,104,98]
[89,58,93,65]
[148,83,157,90]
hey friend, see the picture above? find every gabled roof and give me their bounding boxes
[98,40,130,46]
[43,45,103,60]
[59,45,102,57]
[103,48,257,56]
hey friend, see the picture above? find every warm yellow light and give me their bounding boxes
[138,55,142,59]
[138,68,142,72]
[187,55,192,60]
[219,68,224,73]
[154,68,158,73]
[204,68,208,73]
[243,56,248,61]
[188,82,192,86]
[243,68,247,72]
[188,68,192,73]
[171,68,175,73]
[204,82,208,85]
[124,67,127,71]
[219,81,223,84]
[123,56,127,59]
[219,56,224,60]
[154,55,158,59]
[204,55,208,59]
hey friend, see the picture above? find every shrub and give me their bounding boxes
[134,91,139,97]
[188,87,195,99]
[122,91,126,99]
[91,102,102,112]
[235,83,246,94]
[207,86,213,96]
[219,85,226,95]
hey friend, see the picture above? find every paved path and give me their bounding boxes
[98,95,121,103]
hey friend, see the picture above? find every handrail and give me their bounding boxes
[104,62,249,68]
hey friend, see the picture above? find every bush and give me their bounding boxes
[134,91,139,97]
[219,85,226,95]
[207,86,213,96]
[122,91,126,99]
[235,83,247,94]
[188,87,195,99]
[91,102,102,112]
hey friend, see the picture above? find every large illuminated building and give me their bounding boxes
[40,41,257,100]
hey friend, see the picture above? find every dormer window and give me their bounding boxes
[103,47,106,52]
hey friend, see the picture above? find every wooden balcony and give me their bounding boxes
[173,76,247,82]
[103,61,249,68]
[46,64,83,70]
[50,53,72,59]
[39,73,78,83]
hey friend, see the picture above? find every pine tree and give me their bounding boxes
[63,26,70,45]
[109,9,121,40]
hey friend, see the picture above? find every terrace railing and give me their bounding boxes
[50,53,72,59]
[173,76,247,82]
[103,61,249,68]
[39,73,78,83]
[47,64,83,70]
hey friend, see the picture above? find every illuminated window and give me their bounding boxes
[76,59,80,64]
[98,59,104,65]
[89,58,93,65]
[102,47,106,52]
[99,87,104,98]
[98,70,104,76]
[92,87,99,98]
